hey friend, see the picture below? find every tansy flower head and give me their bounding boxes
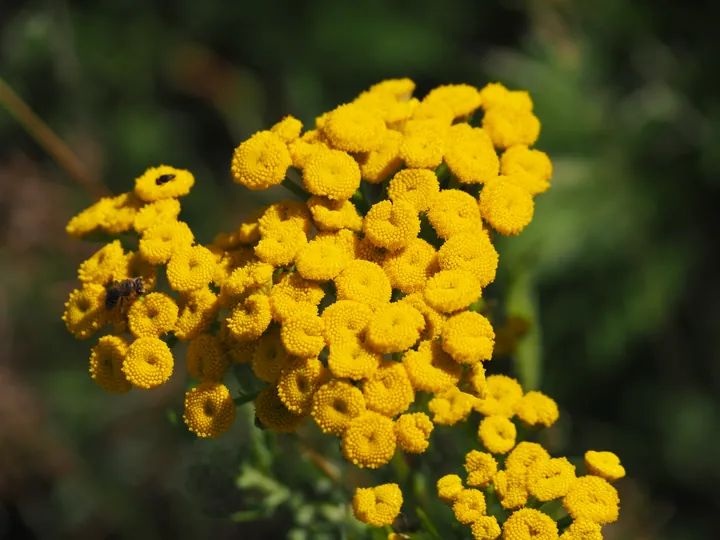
[411,100,454,123]
[277,356,328,414]
[368,78,415,99]
[174,287,219,341]
[559,520,603,540]
[366,302,425,354]
[471,516,502,540]
[527,457,577,502]
[358,129,404,184]
[133,198,181,233]
[62,284,107,339]
[442,311,495,364]
[118,251,158,293]
[383,238,439,294]
[394,412,433,453]
[342,411,397,469]
[219,323,257,364]
[89,336,131,393]
[399,293,445,340]
[226,293,272,341]
[122,337,174,389]
[437,231,498,288]
[236,206,268,245]
[475,375,524,418]
[363,200,421,252]
[426,189,483,239]
[479,82,533,112]
[387,168,440,212]
[100,192,145,234]
[563,476,620,524]
[183,382,236,438]
[270,115,303,143]
[429,386,477,426]
[423,269,482,313]
[482,104,541,149]
[363,360,415,418]
[212,247,255,286]
[494,469,529,510]
[127,292,178,338]
[465,450,498,488]
[295,234,351,281]
[321,299,373,345]
[134,166,195,202]
[399,119,448,169]
[478,415,517,454]
[66,197,114,238]
[231,130,292,190]
[423,84,482,118]
[479,178,535,236]
[584,451,626,482]
[255,384,308,433]
[501,508,558,540]
[444,124,499,184]
[139,220,194,265]
[500,145,552,195]
[505,442,551,474]
[251,326,291,383]
[352,483,403,528]
[356,235,388,265]
[453,488,487,525]
[78,240,126,285]
[516,391,560,428]
[327,336,381,380]
[311,379,366,435]
[220,261,274,305]
[258,201,313,236]
[302,148,362,200]
[280,308,325,358]
[166,245,216,293]
[334,259,392,309]
[437,474,464,504]
[307,196,363,232]
[269,271,325,322]
[322,102,386,153]
[403,339,462,394]
[254,221,308,267]
[186,334,228,382]
[468,362,489,398]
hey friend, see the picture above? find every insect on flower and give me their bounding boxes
[105,277,146,310]
[156,173,176,186]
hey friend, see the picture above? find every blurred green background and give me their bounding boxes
[1,0,719,538]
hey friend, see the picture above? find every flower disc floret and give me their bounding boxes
[399,120,448,169]
[78,240,126,285]
[465,451,498,488]
[427,189,483,239]
[280,309,325,358]
[186,334,228,382]
[258,201,313,236]
[494,470,530,510]
[277,357,327,414]
[167,245,216,292]
[442,311,495,364]
[295,234,351,281]
[231,130,292,190]
[366,302,425,354]
[444,124,499,184]
[254,221,308,266]
[528,457,576,502]
[472,516,502,540]
[127,293,179,338]
[322,103,386,153]
[403,339,462,394]
[352,484,403,527]
[382,238,438,294]
[312,380,367,435]
[501,145,552,195]
[174,287,219,341]
[358,129,404,183]
[482,105,541,149]
[255,384,307,433]
[307,196,363,232]
[479,178,535,236]
[122,337,174,389]
[563,476,620,524]
[501,508,558,540]
[251,327,291,383]
[139,220,194,265]
[429,387,477,425]
[453,488,487,525]
[387,169,440,212]
[89,336,131,393]
[62,284,107,339]
[478,415,517,454]
[395,412,433,454]
[363,361,415,418]
[516,391,560,428]
[327,336,381,380]
[584,451,626,482]
[475,375,524,418]
[183,382,236,438]
[321,300,373,344]
[437,231,498,287]
[363,200,421,252]
[134,165,194,202]
[226,294,272,341]
[342,411,397,469]
[505,442,552,474]
[334,260,392,309]
[423,269,482,313]
[269,272,325,322]
[302,148,361,200]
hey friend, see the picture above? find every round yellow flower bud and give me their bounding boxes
[334,260,392,309]
[423,84,482,118]
[89,336,131,394]
[62,284,107,339]
[363,361,415,418]
[270,115,303,143]
[225,293,272,341]
[563,476,620,524]
[437,474,464,504]
[122,337,174,389]
[251,327,291,383]
[442,311,495,364]
[134,165,195,202]
[127,293,179,338]
[479,178,534,236]
[295,234,351,281]
[426,189,482,239]
[475,375,524,418]
[527,457,577,502]
[444,124,499,184]
[364,200,421,252]
[394,412,433,454]
[311,379,366,435]
[231,130,292,190]
[482,104,541,149]
[183,382,235,438]
[254,221,308,267]
[167,245,216,293]
[358,129,404,184]
[174,287,219,341]
[366,302,425,354]
[501,508,558,540]
[139,220,194,265]
[327,336,381,380]
[516,391,560,428]
[478,415,517,454]
[429,387,477,426]
[352,483,403,527]
[453,488,486,525]
[133,198,181,234]
[322,102,386,153]
[277,356,328,415]
[471,516,501,540]
[302,148,362,201]
[500,145,552,196]
[383,238,439,294]
[254,384,307,433]
[342,411,397,469]
[403,339,462,394]
[464,450,498,488]
[584,450,626,482]
[78,240,126,286]
[437,231,498,288]
[186,334,228,382]
[387,168,440,212]
[280,308,325,358]
[423,269,482,313]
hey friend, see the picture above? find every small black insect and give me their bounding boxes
[156,173,176,186]
[105,277,146,310]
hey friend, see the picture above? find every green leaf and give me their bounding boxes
[506,269,542,390]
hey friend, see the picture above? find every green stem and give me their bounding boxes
[281,177,310,201]
[234,389,261,407]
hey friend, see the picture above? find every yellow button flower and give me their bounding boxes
[364,200,421,252]
[399,293,445,340]
[453,488,486,525]
[442,311,495,364]
[469,362,489,399]
[231,130,292,190]
[322,102,386,153]
[584,451,626,482]
[501,508,558,540]
[516,391,560,428]
[251,326,291,383]
[212,247,255,286]
[258,201,313,237]
[437,474,464,504]
[478,415,517,454]
[302,148,362,201]
[270,115,303,143]
[334,260,392,309]
[429,387,477,426]
[254,221,308,267]
[220,261,275,306]
[426,189,483,239]
[358,129,404,184]
[62,284,107,339]
[236,206,268,245]
[505,441,551,475]
[78,240,126,285]
[106,192,146,235]
[89,336,131,394]
[280,308,325,358]
[352,483,403,527]
[288,136,329,170]
[295,234,351,281]
[311,379,366,435]
[307,196,363,232]
[134,165,195,202]
[342,411,397,469]
[366,302,425,354]
[327,336,381,380]
[423,84,482,118]
[479,178,535,236]
[464,450,498,488]
[437,231,498,288]
[269,271,325,322]
[403,339,462,394]
[471,516,502,540]
[122,337,174,389]
[166,245,216,293]
[225,293,272,341]
[475,375,524,418]
[118,251,158,293]
[133,198,181,234]
[387,168,441,212]
[363,361,415,418]
[183,382,236,438]
[563,476,620,524]
[254,384,308,433]
[66,197,114,238]
[423,269,482,313]
[356,236,388,266]
[399,119,448,169]
[127,293,179,338]
[321,299,373,344]
[394,412,433,454]
[494,469,529,510]
[500,145,552,196]
[479,83,533,112]
[139,220,194,265]
[368,78,416,98]
[277,356,328,414]
[174,287,219,341]
[218,323,257,364]
[445,124,499,184]
[411,100,454,123]
[527,457,576,502]
[383,238,439,294]
[559,519,602,540]
[482,104,541,149]
[186,334,228,382]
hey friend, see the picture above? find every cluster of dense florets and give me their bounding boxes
[62,79,622,537]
